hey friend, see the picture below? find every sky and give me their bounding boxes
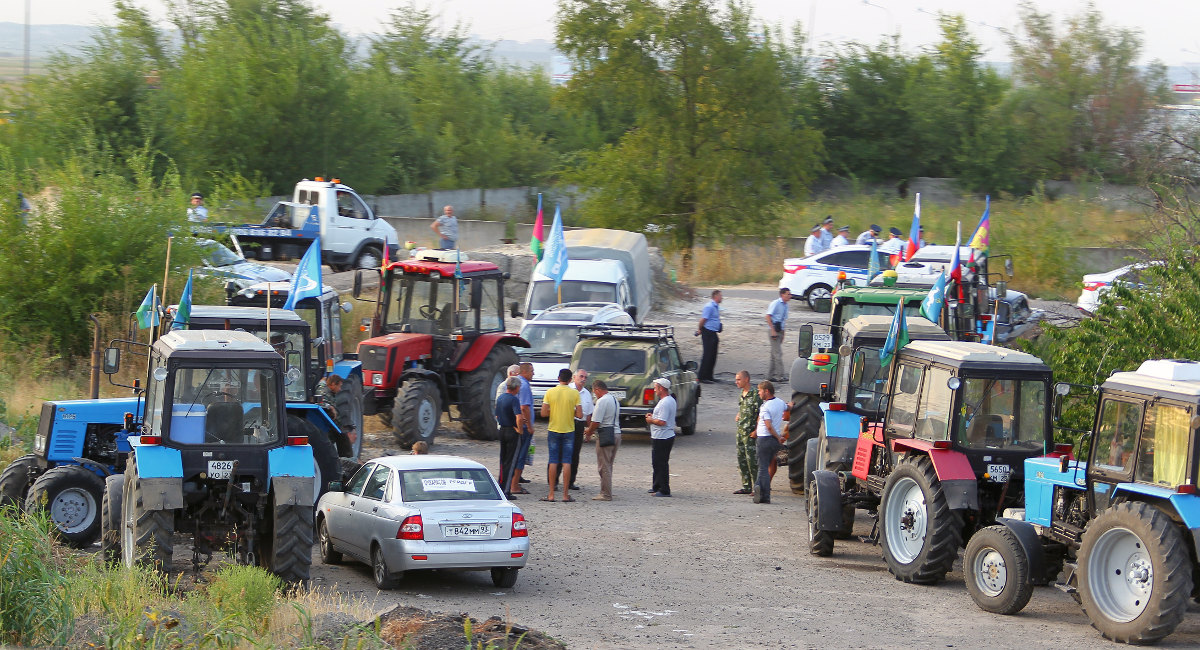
[2,0,1199,65]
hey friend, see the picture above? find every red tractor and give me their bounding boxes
[354,250,528,447]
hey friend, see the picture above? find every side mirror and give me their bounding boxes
[103,347,121,374]
[995,281,1008,301]
[509,302,521,319]
[341,301,353,314]
[352,271,363,299]
[1004,258,1014,278]
[123,412,135,433]
[327,481,343,493]
[797,324,814,359]
[224,280,237,305]
[1059,454,1070,474]
[813,297,832,313]
[684,360,698,372]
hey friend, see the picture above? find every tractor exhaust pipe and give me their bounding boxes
[89,313,102,399]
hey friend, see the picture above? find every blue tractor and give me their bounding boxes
[963,359,1200,644]
[100,330,314,581]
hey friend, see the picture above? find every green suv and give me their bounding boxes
[570,325,700,435]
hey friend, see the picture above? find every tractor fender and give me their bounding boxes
[70,457,113,477]
[994,517,1046,583]
[271,476,313,507]
[789,358,832,395]
[330,359,362,380]
[139,478,185,510]
[811,469,845,532]
[455,333,530,372]
[891,439,979,511]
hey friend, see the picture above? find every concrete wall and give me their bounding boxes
[367,186,581,220]
[383,216,586,250]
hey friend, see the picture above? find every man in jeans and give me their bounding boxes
[509,363,536,495]
[764,287,791,382]
[494,377,524,499]
[540,367,581,502]
[753,380,788,504]
[584,379,620,501]
[645,377,677,497]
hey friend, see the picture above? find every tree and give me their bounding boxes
[557,0,823,250]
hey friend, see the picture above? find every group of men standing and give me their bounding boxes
[697,286,793,386]
[803,217,928,258]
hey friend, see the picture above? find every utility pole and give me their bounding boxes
[23,0,31,82]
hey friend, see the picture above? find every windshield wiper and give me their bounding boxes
[608,360,640,375]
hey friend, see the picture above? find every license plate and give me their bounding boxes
[207,460,235,480]
[813,333,833,349]
[442,523,494,538]
[987,464,1011,483]
[610,390,626,399]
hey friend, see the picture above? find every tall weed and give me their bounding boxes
[0,508,73,646]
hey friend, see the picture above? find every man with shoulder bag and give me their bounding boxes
[584,379,620,501]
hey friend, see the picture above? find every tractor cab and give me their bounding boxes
[228,281,353,380]
[826,315,949,417]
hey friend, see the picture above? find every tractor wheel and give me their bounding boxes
[25,464,105,548]
[0,454,39,510]
[679,400,698,436]
[459,344,519,441]
[964,525,1034,615]
[290,415,338,504]
[393,378,441,448]
[803,437,819,495]
[343,377,365,460]
[264,502,313,583]
[787,392,821,491]
[100,474,124,564]
[317,515,342,565]
[879,454,962,584]
[836,504,856,540]
[1078,501,1192,644]
[121,456,174,571]
[807,480,834,557]
[355,245,383,270]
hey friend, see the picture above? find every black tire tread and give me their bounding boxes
[807,480,835,557]
[459,345,519,441]
[963,525,1034,615]
[317,516,342,565]
[0,454,39,510]
[268,503,313,583]
[491,567,519,588]
[392,378,441,448]
[1078,501,1192,644]
[787,393,821,489]
[125,456,173,570]
[880,454,963,585]
[24,464,105,548]
[101,474,123,564]
[679,400,697,436]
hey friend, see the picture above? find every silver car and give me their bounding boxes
[315,455,529,589]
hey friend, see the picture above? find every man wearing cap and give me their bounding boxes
[819,216,835,250]
[879,227,905,255]
[764,287,791,382]
[856,224,881,246]
[187,193,209,223]
[645,378,677,497]
[831,226,851,248]
[803,224,824,256]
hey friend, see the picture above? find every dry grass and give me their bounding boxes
[669,239,791,285]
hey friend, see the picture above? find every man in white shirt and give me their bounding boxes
[819,217,835,249]
[187,193,209,223]
[764,288,791,382]
[831,225,851,248]
[584,379,621,501]
[645,378,677,497]
[879,227,905,255]
[564,368,594,491]
[856,224,881,246]
[753,381,787,504]
[803,224,824,257]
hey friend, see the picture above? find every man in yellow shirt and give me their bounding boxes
[540,367,583,502]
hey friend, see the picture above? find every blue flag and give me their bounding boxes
[920,272,947,324]
[867,237,879,282]
[173,270,193,330]
[880,298,910,367]
[135,286,160,329]
[538,204,569,288]
[283,238,323,310]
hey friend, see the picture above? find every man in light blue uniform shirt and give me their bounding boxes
[696,289,722,383]
[764,288,791,381]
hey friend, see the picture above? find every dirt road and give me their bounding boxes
[312,288,1200,649]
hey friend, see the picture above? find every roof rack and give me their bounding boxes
[578,324,675,342]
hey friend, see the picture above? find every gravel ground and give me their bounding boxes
[310,285,1200,649]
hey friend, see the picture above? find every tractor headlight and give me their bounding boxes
[34,432,46,454]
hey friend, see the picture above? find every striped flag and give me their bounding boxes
[968,196,990,269]
[530,193,545,261]
[904,193,921,261]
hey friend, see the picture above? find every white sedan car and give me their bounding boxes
[1077,263,1154,315]
[779,245,895,310]
[316,455,529,589]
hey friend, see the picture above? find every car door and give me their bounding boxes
[351,465,394,556]
[324,189,371,256]
[324,462,374,555]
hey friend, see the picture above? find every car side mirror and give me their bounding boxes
[797,324,814,359]
[995,281,1008,301]
[684,360,698,372]
[103,347,121,374]
[352,271,363,299]
[509,302,521,318]
[812,297,832,313]
[341,301,352,314]
[1004,258,1014,278]
[327,481,343,493]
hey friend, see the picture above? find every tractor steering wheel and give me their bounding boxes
[201,390,238,406]
[419,304,442,320]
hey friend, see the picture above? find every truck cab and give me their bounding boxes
[524,260,632,320]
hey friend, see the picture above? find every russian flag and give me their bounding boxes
[904,193,921,262]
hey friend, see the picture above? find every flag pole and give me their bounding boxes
[159,236,173,339]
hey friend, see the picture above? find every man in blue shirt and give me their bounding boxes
[696,289,722,383]
[494,377,524,499]
[764,288,791,382]
[508,363,537,495]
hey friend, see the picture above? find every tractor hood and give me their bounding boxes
[358,332,434,389]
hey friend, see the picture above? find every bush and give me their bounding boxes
[206,565,283,633]
[0,507,73,646]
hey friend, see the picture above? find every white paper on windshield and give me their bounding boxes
[421,477,476,491]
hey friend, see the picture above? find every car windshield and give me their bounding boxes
[167,366,280,445]
[841,302,923,321]
[529,281,617,313]
[520,324,581,356]
[398,468,501,502]
[202,242,244,267]
[578,347,645,374]
[956,377,1047,451]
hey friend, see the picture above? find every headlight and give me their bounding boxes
[34,433,46,454]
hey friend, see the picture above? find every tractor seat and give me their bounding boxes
[205,401,244,444]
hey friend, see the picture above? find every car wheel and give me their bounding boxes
[491,567,519,588]
[372,544,400,589]
[804,284,833,311]
[318,517,342,565]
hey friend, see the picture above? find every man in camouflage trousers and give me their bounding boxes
[732,370,761,495]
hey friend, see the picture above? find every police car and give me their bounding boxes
[779,245,894,310]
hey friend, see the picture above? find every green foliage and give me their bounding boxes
[0,508,73,646]
[206,564,283,632]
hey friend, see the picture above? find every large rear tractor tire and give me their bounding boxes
[879,454,962,584]
[964,525,1034,615]
[121,456,174,571]
[787,392,821,492]
[0,454,39,510]
[264,502,314,584]
[1078,501,1192,644]
[392,378,442,449]
[459,344,519,441]
[290,415,338,504]
[24,464,105,548]
[101,474,124,564]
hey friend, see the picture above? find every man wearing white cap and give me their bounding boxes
[645,377,677,497]
[831,225,850,248]
[803,224,823,257]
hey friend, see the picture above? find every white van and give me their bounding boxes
[518,302,634,405]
